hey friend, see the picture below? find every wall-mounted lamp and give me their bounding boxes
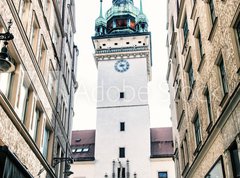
[0,20,15,73]
[53,157,74,176]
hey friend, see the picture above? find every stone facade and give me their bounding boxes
[0,0,78,177]
[166,0,240,177]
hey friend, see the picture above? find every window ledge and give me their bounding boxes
[208,17,218,42]
[219,92,229,107]
[181,162,189,177]
[197,54,206,72]
[181,32,190,55]
[193,141,202,156]
[177,110,185,131]
[206,121,213,134]
[187,80,196,100]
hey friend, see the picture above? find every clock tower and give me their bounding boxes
[92,0,152,177]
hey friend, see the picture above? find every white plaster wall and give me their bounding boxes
[70,161,95,178]
[97,58,149,108]
[95,106,151,178]
[150,158,176,178]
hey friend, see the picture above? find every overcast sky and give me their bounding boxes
[73,0,171,130]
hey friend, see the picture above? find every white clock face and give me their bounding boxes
[114,60,129,72]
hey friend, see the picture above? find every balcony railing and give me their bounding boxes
[95,46,149,54]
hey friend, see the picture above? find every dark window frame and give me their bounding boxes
[183,16,189,43]
[120,122,125,131]
[218,57,228,95]
[187,60,195,89]
[229,141,240,177]
[119,147,125,158]
[198,31,203,60]
[204,87,213,123]
[193,113,202,146]
[120,92,125,99]
[158,171,168,178]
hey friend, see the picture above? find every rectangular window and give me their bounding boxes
[198,31,203,59]
[183,135,189,165]
[0,72,13,98]
[158,172,168,178]
[119,147,125,158]
[209,0,216,24]
[120,122,125,131]
[229,142,240,177]
[120,92,125,99]
[30,12,40,55]
[43,126,50,158]
[18,0,30,30]
[32,107,40,141]
[18,83,29,122]
[205,157,225,178]
[204,88,213,123]
[118,167,125,178]
[188,60,195,89]
[193,113,202,146]
[183,16,189,43]
[38,36,47,72]
[180,144,185,169]
[218,58,228,95]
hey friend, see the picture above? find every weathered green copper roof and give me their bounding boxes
[105,3,139,21]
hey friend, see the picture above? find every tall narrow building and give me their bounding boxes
[93,0,151,176]
[166,0,240,177]
[71,0,175,178]
[0,0,78,177]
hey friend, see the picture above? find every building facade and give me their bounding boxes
[0,0,78,177]
[166,0,240,177]
[71,128,175,178]
[70,0,175,178]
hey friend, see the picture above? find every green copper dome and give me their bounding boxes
[94,0,148,35]
[105,3,139,21]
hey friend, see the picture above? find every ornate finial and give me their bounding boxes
[100,0,103,17]
[7,19,13,32]
[140,0,143,13]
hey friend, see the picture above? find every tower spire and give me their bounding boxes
[100,0,103,17]
[140,0,143,13]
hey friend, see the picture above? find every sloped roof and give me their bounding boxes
[71,130,95,161]
[150,127,174,158]
[71,127,174,161]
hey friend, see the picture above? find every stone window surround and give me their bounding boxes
[18,0,31,31]
[29,10,41,55]
[205,0,218,41]
[183,49,196,100]
[230,7,240,73]
[38,35,48,74]
[214,51,229,107]
[202,85,213,133]
[191,110,202,154]
[192,17,206,72]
